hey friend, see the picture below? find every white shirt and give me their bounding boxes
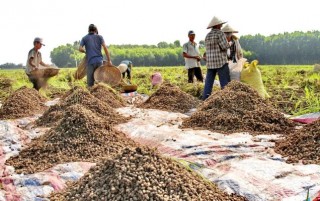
[183,41,201,69]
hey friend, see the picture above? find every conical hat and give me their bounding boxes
[207,16,227,29]
[118,63,128,73]
[221,24,238,33]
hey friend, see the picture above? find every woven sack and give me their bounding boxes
[240,60,270,99]
[94,65,121,86]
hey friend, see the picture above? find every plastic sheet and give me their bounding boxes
[290,112,320,124]
[115,107,320,201]
[0,114,95,200]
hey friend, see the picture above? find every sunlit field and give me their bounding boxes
[1,65,319,115]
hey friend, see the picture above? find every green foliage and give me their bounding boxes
[2,65,319,116]
[240,31,320,64]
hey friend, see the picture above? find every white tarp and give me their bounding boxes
[1,104,320,200]
[115,107,320,201]
[0,116,95,201]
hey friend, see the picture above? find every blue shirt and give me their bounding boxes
[80,33,105,65]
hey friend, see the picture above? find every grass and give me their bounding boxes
[0,65,319,115]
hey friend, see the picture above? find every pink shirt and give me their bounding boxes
[151,72,162,86]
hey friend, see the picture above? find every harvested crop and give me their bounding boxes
[0,86,47,119]
[275,119,320,164]
[90,83,126,108]
[51,147,247,201]
[36,87,128,127]
[139,82,200,113]
[182,81,296,135]
[6,104,137,174]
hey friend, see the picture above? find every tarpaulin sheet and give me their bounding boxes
[115,107,320,201]
[0,105,95,201]
[290,112,320,124]
[1,102,320,200]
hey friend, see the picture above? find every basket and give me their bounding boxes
[94,65,122,86]
[30,67,59,78]
[43,68,59,77]
[74,57,87,80]
[122,84,138,92]
[29,69,44,78]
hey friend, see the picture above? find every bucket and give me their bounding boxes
[122,84,138,92]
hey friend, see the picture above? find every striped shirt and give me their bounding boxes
[205,29,229,69]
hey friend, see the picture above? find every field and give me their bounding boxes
[1,65,320,115]
[1,65,320,200]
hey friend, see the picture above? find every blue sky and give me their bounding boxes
[0,0,318,64]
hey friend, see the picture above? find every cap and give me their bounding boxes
[188,30,195,35]
[34,37,45,46]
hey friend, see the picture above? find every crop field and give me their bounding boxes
[1,65,320,200]
[1,65,319,115]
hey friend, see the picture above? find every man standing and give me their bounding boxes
[25,37,50,91]
[182,30,203,83]
[202,17,230,100]
[79,24,112,87]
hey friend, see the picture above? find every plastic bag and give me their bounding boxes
[229,58,247,81]
[240,60,270,99]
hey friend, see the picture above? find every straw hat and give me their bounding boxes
[207,16,227,29]
[94,65,122,86]
[222,24,238,33]
[118,63,128,73]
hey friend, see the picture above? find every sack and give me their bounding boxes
[240,60,270,99]
[229,58,247,81]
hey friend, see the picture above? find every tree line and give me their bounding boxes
[1,31,319,69]
[240,31,320,64]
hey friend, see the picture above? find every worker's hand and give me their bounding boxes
[195,56,201,61]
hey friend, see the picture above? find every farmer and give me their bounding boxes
[221,24,243,63]
[25,37,51,91]
[79,24,112,87]
[182,30,203,83]
[150,72,163,89]
[118,60,133,80]
[202,16,230,100]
